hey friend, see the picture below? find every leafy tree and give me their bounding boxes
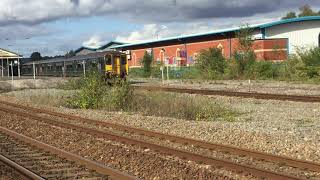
[65,50,76,58]
[141,51,153,77]
[196,48,226,79]
[230,25,256,78]
[298,4,317,17]
[282,12,297,19]
[282,4,319,19]
[30,52,42,61]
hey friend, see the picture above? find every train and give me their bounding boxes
[104,53,128,80]
[21,51,129,79]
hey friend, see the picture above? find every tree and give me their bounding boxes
[141,51,153,77]
[282,4,319,19]
[231,25,256,78]
[282,12,297,20]
[65,50,76,58]
[196,48,226,79]
[30,52,42,61]
[298,4,317,17]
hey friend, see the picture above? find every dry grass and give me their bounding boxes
[129,91,239,121]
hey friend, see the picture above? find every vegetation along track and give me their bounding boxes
[1,101,320,179]
[133,85,320,103]
[0,126,139,180]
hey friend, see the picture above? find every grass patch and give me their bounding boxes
[64,70,239,122]
[4,89,75,107]
[130,91,239,122]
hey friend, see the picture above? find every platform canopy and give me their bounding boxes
[0,48,22,59]
[0,48,23,78]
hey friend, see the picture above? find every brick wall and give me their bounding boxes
[128,38,288,66]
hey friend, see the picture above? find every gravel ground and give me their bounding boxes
[132,79,320,96]
[0,112,243,180]
[0,161,28,180]
[1,89,320,177]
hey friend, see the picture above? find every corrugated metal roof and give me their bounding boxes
[113,16,320,49]
[23,51,124,65]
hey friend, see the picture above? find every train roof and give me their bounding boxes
[23,51,124,65]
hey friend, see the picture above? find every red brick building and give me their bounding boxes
[113,16,320,67]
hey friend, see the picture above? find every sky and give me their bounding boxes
[0,0,319,57]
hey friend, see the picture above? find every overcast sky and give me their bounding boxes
[0,0,319,57]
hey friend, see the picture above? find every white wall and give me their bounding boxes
[266,21,320,54]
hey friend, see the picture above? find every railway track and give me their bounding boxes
[1,101,320,179]
[133,85,320,103]
[0,126,138,180]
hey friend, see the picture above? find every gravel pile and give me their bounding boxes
[133,79,320,96]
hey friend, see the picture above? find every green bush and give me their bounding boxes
[196,48,226,79]
[295,47,320,78]
[67,70,107,109]
[141,51,153,77]
[103,80,133,111]
[251,61,280,79]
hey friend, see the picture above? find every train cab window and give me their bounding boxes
[106,55,112,65]
[121,56,127,65]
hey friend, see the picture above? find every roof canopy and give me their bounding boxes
[74,41,128,53]
[0,48,22,59]
[113,16,320,50]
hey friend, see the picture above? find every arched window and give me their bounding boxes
[217,43,225,55]
[132,53,137,66]
[159,49,165,63]
[176,48,181,58]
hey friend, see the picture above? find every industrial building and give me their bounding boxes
[114,16,320,68]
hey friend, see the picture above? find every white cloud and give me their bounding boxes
[0,0,319,25]
[82,35,104,48]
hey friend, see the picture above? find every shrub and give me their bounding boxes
[103,80,134,111]
[296,47,320,78]
[67,70,107,109]
[251,61,280,79]
[196,48,226,79]
[141,51,153,77]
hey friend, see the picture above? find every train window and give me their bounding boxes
[106,55,112,65]
[121,56,127,65]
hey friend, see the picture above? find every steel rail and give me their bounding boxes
[0,126,139,180]
[0,105,300,180]
[1,100,320,173]
[133,85,320,103]
[0,154,45,180]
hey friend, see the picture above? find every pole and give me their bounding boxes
[161,66,164,85]
[17,58,20,78]
[33,62,36,80]
[1,59,3,78]
[82,60,86,77]
[166,61,169,81]
[7,58,9,77]
[10,62,13,84]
